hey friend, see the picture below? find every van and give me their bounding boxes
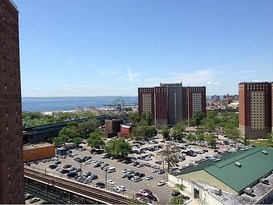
[107,167,116,173]
[102,153,111,159]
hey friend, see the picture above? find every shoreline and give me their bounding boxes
[40,106,138,116]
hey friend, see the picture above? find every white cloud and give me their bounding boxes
[127,69,141,82]
[207,81,220,85]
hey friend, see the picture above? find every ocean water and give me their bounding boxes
[22,96,138,112]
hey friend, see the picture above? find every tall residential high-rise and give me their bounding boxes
[239,82,272,139]
[185,86,207,122]
[138,83,206,127]
[0,0,24,203]
[160,83,183,125]
[138,87,167,127]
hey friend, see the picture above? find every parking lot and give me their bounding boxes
[26,134,233,204]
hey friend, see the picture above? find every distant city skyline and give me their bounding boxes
[14,0,273,97]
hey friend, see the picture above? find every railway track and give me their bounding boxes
[24,168,130,204]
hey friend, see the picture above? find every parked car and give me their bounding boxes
[158,180,165,186]
[172,190,181,196]
[158,169,165,174]
[67,171,78,178]
[29,197,40,203]
[48,164,57,169]
[145,175,153,180]
[95,182,106,188]
[116,185,126,192]
[107,179,115,185]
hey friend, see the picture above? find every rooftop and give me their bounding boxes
[181,146,273,194]
[24,143,54,150]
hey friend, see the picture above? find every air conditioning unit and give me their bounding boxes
[244,187,254,196]
[214,189,222,196]
[235,161,242,167]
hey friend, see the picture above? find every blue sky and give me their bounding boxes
[14,0,273,97]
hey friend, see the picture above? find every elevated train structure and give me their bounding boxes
[24,167,130,204]
[23,115,109,143]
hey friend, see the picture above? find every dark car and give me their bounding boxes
[54,161,61,165]
[67,171,78,178]
[133,161,140,166]
[89,174,98,180]
[93,163,101,168]
[60,169,70,174]
[95,182,106,188]
[48,164,57,169]
[172,190,181,196]
[158,169,165,174]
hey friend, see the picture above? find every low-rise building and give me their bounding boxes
[119,124,132,137]
[23,143,55,162]
[168,146,273,204]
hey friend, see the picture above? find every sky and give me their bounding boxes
[13,0,273,97]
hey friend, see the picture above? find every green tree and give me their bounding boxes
[140,113,153,126]
[206,134,217,148]
[192,111,205,126]
[159,144,179,173]
[172,123,186,142]
[78,119,100,138]
[87,130,105,148]
[170,196,184,204]
[162,126,171,140]
[129,112,141,124]
[105,138,132,158]
[54,127,82,147]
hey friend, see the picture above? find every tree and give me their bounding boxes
[159,144,179,173]
[78,119,100,138]
[87,130,105,148]
[129,112,141,124]
[162,126,171,140]
[54,127,82,147]
[206,134,217,148]
[105,138,132,158]
[170,196,184,204]
[172,123,186,142]
[140,113,153,126]
[192,111,205,126]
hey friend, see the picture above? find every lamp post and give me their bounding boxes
[105,169,108,188]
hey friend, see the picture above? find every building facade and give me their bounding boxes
[160,83,183,125]
[185,86,206,122]
[138,83,206,127]
[239,82,272,139]
[0,0,24,203]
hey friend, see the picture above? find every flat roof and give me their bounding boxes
[24,143,54,150]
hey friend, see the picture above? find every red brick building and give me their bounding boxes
[104,119,123,137]
[138,86,167,127]
[239,82,273,139]
[138,83,206,127]
[120,124,132,137]
[0,0,24,203]
[185,86,207,122]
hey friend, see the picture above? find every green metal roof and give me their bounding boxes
[204,146,273,193]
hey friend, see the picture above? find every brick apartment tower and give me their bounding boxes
[239,82,272,139]
[160,83,183,126]
[0,0,24,203]
[184,86,206,123]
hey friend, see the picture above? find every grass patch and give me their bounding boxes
[249,139,273,147]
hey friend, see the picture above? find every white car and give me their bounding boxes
[158,180,165,186]
[145,175,153,180]
[29,197,40,204]
[117,185,126,191]
[139,189,149,196]
[107,179,115,185]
